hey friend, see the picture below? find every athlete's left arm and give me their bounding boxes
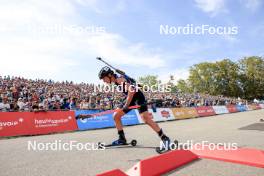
[116,77,136,108]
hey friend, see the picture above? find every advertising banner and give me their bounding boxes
[249,104,257,110]
[76,109,139,130]
[0,111,78,137]
[121,110,140,126]
[137,108,174,123]
[156,108,175,121]
[151,108,175,122]
[195,106,216,117]
[171,108,198,119]
[29,111,77,135]
[226,105,238,113]
[0,112,32,137]
[255,104,262,110]
[212,106,229,114]
[236,105,247,112]
[76,110,115,130]
[246,105,254,111]
[259,104,264,109]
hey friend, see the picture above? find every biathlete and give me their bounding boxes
[98,66,171,148]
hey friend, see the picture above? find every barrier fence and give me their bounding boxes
[1,104,264,138]
[0,111,77,137]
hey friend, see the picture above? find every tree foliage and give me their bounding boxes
[186,56,264,99]
[138,56,264,100]
[138,75,159,88]
[238,56,264,99]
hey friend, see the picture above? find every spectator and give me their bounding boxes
[80,99,89,109]
[17,98,25,111]
[32,101,39,112]
[61,98,70,110]
[1,98,10,112]
[0,98,4,111]
[0,75,247,111]
[69,98,77,110]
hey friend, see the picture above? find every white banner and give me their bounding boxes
[155,108,175,121]
[212,106,229,114]
[246,105,253,111]
[136,108,174,123]
[259,104,264,109]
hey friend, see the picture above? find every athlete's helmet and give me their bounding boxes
[98,66,114,79]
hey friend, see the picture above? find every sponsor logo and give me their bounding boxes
[0,118,24,129]
[80,115,109,123]
[160,110,170,118]
[175,111,184,116]
[34,116,72,128]
[187,111,194,115]
[198,110,205,113]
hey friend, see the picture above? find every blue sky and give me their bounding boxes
[0,0,263,83]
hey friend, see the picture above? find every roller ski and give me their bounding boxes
[98,139,137,149]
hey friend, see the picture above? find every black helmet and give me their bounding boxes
[98,66,114,79]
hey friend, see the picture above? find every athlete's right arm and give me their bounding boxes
[116,77,136,109]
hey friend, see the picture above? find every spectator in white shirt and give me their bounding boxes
[0,98,4,111]
[17,98,25,111]
[1,98,10,112]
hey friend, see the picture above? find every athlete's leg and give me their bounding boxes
[140,108,171,149]
[112,108,127,144]
[140,111,160,132]
[112,95,137,144]
[113,109,125,131]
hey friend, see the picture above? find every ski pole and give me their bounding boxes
[96,57,126,75]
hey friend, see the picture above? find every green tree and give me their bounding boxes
[188,62,218,95]
[176,79,190,93]
[214,59,241,97]
[187,59,241,97]
[239,56,264,99]
[138,75,159,90]
[168,75,178,93]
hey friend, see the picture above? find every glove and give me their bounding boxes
[76,114,92,120]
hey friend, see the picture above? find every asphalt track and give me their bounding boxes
[1,109,264,176]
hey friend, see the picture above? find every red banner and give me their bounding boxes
[0,111,78,137]
[195,106,216,117]
[0,112,32,137]
[255,104,262,110]
[28,111,77,135]
[226,105,238,113]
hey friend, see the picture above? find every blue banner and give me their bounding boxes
[75,109,139,130]
[121,110,140,126]
[75,110,115,130]
[236,105,247,112]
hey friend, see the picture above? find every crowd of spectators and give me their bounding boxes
[0,75,249,112]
